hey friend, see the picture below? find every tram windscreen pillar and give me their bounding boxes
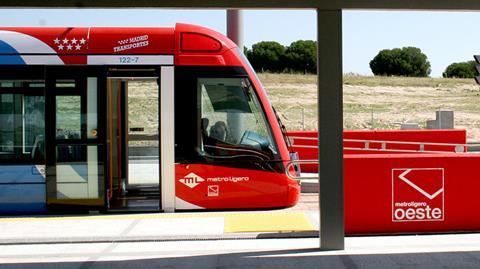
[317,9,345,250]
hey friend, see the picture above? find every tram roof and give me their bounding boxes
[0,23,239,66]
[0,24,239,56]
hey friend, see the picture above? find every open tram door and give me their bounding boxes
[106,66,175,212]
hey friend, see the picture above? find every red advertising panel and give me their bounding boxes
[345,154,480,234]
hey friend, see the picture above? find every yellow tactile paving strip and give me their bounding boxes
[224,212,316,233]
[0,212,316,233]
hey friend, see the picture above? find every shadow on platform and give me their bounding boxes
[2,248,480,269]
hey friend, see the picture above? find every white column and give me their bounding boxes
[318,9,345,250]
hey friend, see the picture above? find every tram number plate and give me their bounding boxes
[119,56,139,64]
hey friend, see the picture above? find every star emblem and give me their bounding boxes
[58,44,64,50]
[75,45,81,50]
[53,38,60,44]
[80,38,86,45]
[66,45,73,50]
[62,38,69,44]
[71,38,77,44]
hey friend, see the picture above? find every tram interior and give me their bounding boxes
[107,77,160,211]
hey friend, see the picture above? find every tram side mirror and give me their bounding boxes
[474,55,480,85]
[239,130,270,151]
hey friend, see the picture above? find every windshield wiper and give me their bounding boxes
[272,106,292,149]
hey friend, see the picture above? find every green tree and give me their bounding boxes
[243,46,249,56]
[442,61,476,78]
[284,40,317,74]
[247,41,286,73]
[370,47,431,77]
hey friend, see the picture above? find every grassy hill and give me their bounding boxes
[259,73,480,141]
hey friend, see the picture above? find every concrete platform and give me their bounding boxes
[1,234,480,268]
[0,193,320,244]
[0,210,320,244]
[0,193,478,268]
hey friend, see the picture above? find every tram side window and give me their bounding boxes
[0,94,15,153]
[0,93,45,163]
[198,77,278,159]
[56,96,81,139]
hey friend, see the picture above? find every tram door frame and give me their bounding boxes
[160,65,175,213]
[105,65,175,212]
[44,64,175,212]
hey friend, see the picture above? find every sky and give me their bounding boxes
[0,9,479,77]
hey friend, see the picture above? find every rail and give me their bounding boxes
[285,160,320,181]
[287,135,480,154]
[285,137,480,183]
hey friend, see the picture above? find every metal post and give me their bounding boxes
[226,9,245,143]
[302,107,305,131]
[226,9,244,50]
[317,9,344,250]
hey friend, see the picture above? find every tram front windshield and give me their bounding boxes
[198,77,278,159]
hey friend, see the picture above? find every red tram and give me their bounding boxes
[0,24,300,213]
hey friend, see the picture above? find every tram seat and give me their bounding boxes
[201,118,209,138]
[209,121,227,142]
[30,135,45,163]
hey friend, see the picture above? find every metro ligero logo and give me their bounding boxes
[179,172,205,188]
[392,168,444,222]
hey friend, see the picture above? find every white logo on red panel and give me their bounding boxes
[53,37,87,51]
[114,35,150,52]
[179,172,205,188]
[207,185,219,197]
[392,168,444,222]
